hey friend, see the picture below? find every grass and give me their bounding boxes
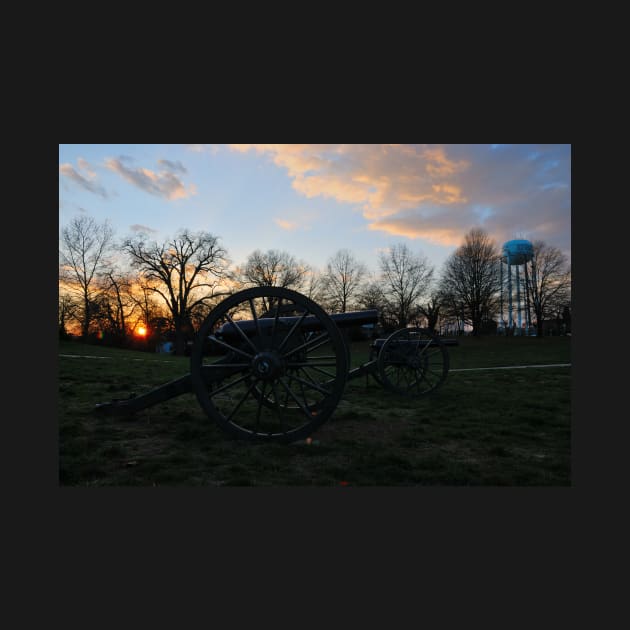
[58,334,571,486]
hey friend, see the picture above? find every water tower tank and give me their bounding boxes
[502,239,534,265]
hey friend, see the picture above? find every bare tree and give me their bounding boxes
[59,215,114,340]
[238,249,310,314]
[356,279,388,332]
[440,228,501,335]
[129,280,167,335]
[58,291,78,338]
[240,249,309,288]
[122,229,230,355]
[357,279,386,312]
[437,289,467,336]
[321,249,367,313]
[95,270,137,344]
[528,241,571,337]
[301,268,325,303]
[378,243,434,328]
[417,290,442,333]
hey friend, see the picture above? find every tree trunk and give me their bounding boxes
[532,304,543,337]
[82,296,90,340]
[174,329,187,356]
[172,314,186,356]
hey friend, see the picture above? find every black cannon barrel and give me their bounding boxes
[331,310,379,327]
[216,309,378,338]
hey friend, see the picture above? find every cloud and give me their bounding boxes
[274,218,298,231]
[367,222,466,247]
[105,157,196,200]
[158,159,187,174]
[59,160,108,198]
[273,208,317,232]
[185,144,221,154]
[130,224,158,234]
[228,144,571,254]
[228,144,473,232]
[77,157,96,177]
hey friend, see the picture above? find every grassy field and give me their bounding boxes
[58,334,571,486]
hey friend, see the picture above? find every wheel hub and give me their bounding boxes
[407,354,427,370]
[252,351,283,381]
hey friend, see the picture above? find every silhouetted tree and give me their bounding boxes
[321,249,367,313]
[528,241,571,337]
[437,289,467,335]
[356,279,388,330]
[440,228,501,335]
[97,270,135,345]
[237,249,310,314]
[129,278,171,344]
[357,279,386,312]
[417,291,442,333]
[59,215,115,340]
[301,268,325,304]
[122,229,230,355]
[240,248,309,287]
[378,243,434,328]
[58,292,78,338]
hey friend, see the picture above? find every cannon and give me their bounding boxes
[95,286,454,443]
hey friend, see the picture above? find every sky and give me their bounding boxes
[58,144,571,275]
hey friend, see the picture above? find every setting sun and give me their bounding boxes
[137,326,147,337]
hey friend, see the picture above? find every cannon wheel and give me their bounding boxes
[377,327,449,396]
[191,287,348,443]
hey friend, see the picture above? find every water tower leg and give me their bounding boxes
[516,264,522,334]
[507,260,513,331]
[500,262,504,334]
[530,258,539,333]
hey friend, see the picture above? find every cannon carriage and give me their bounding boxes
[95,286,454,443]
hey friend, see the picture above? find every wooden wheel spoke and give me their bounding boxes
[225,379,260,424]
[271,297,283,345]
[208,373,252,398]
[255,381,267,432]
[283,332,330,358]
[293,369,331,396]
[208,335,254,361]
[248,298,263,339]
[277,310,310,352]
[270,381,288,434]
[278,377,315,421]
[224,311,259,355]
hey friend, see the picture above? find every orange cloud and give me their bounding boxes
[292,174,371,204]
[274,218,298,231]
[228,144,473,243]
[423,147,470,177]
[367,222,463,247]
[273,218,298,232]
[430,184,467,204]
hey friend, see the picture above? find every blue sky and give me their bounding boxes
[59,144,571,274]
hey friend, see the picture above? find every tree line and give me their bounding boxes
[59,216,571,355]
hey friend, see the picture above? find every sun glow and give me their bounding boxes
[137,326,147,337]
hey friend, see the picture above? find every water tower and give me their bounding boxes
[500,239,534,335]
